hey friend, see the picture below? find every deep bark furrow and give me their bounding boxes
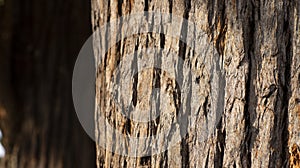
[178,0,191,167]
[277,1,292,166]
[242,2,255,167]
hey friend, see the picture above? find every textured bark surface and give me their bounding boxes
[289,1,300,167]
[92,0,299,167]
[0,0,96,167]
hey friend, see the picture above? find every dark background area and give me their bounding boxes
[0,0,96,167]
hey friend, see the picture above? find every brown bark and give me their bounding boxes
[92,0,299,167]
[0,0,96,167]
[289,1,300,167]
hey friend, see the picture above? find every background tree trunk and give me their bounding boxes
[0,0,96,167]
[93,0,300,167]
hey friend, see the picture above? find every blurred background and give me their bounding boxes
[0,0,96,167]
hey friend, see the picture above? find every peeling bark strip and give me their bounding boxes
[92,0,296,167]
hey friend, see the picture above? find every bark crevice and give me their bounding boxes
[279,1,293,166]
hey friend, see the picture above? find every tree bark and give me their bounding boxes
[92,0,299,167]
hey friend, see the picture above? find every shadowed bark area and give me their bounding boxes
[0,0,96,167]
[92,0,299,167]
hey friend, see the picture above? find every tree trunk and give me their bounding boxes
[0,0,96,167]
[92,0,299,167]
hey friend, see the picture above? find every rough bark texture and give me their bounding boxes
[289,1,300,167]
[0,0,96,167]
[92,0,299,167]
